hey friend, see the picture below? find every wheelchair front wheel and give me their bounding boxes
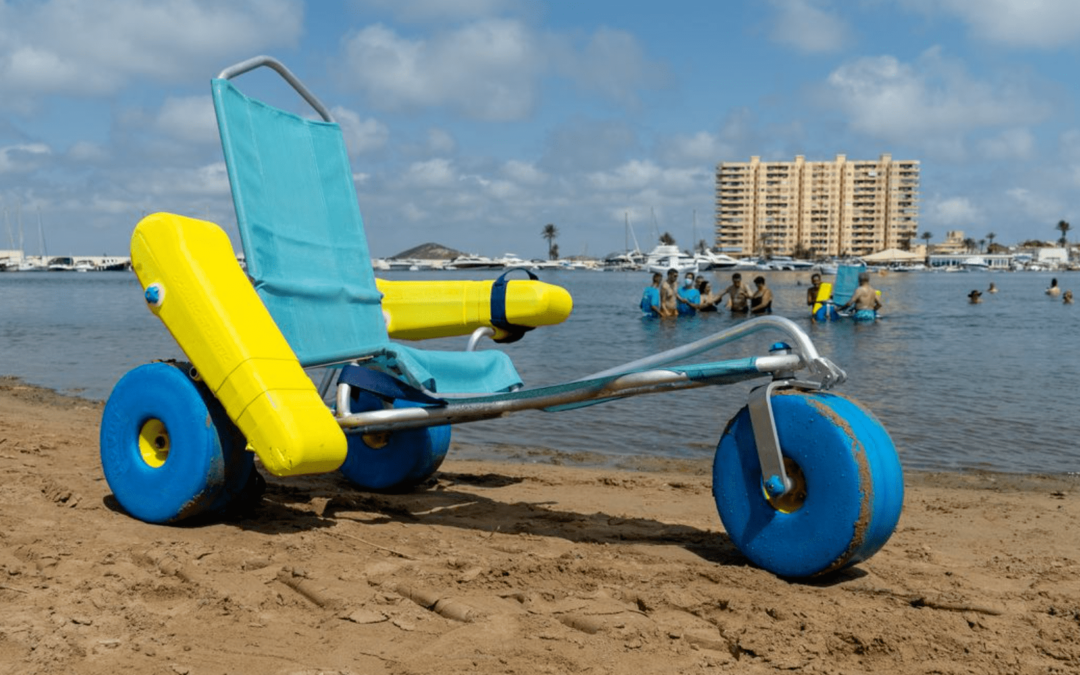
[712,390,903,578]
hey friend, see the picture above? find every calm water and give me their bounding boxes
[2,269,1077,475]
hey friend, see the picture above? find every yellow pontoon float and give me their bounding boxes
[100,56,903,578]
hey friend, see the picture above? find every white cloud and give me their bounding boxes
[66,141,108,162]
[501,160,546,186]
[768,0,851,53]
[155,96,218,144]
[1007,187,1064,223]
[0,0,303,108]
[340,20,666,120]
[403,158,459,188]
[976,127,1035,161]
[426,129,456,155]
[348,0,526,23]
[823,49,1051,156]
[902,0,1080,48]
[658,131,726,167]
[341,20,540,121]
[1061,130,1080,187]
[0,143,51,173]
[587,160,710,194]
[125,162,230,198]
[331,106,390,156]
[927,196,982,226]
[401,202,427,222]
[550,27,670,106]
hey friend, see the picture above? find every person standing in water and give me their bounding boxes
[640,272,663,317]
[676,271,702,316]
[1047,278,1061,296]
[659,268,680,317]
[751,275,773,315]
[839,272,882,321]
[715,272,751,314]
[807,273,823,308]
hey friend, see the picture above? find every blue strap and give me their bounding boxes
[337,364,446,406]
[490,268,538,344]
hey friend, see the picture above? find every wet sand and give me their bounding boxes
[1,377,1078,674]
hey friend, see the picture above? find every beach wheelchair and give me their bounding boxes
[99,56,903,578]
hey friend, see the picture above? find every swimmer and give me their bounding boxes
[839,272,882,321]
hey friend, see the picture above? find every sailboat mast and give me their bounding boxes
[627,212,642,254]
[37,207,48,259]
[3,207,13,251]
[692,209,697,253]
[16,202,24,254]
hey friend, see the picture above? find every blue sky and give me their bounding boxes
[1,0,1079,259]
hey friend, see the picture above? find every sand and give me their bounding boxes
[1,376,1079,674]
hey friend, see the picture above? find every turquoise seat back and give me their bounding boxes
[834,264,866,304]
[210,77,521,393]
[212,78,385,366]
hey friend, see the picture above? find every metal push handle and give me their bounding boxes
[217,55,335,123]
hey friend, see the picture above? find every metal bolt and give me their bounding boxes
[764,474,787,498]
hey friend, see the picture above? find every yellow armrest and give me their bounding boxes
[376,278,572,341]
[130,212,347,476]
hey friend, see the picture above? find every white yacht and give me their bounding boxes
[447,254,501,270]
[645,245,698,275]
[694,250,742,271]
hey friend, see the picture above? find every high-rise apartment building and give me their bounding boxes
[715,154,920,258]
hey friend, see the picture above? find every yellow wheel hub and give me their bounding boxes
[138,419,170,468]
[765,457,808,514]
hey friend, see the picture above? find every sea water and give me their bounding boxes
[1,269,1077,475]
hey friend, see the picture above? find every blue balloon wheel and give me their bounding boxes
[712,390,904,578]
[100,362,254,524]
[339,391,451,492]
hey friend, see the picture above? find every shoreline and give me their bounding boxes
[2,375,1080,673]
[2,373,1075,483]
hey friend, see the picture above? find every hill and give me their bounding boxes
[391,242,464,260]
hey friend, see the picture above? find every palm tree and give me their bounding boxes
[541,223,559,260]
[987,232,996,251]
[978,238,986,253]
[962,237,978,253]
[1056,220,1071,247]
[659,231,676,246]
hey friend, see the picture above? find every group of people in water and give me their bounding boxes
[641,268,882,320]
[968,279,1074,304]
[641,269,773,318]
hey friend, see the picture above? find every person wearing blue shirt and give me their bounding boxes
[640,272,662,317]
[677,271,702,316]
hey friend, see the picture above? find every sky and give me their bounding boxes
[1,0,1079,260]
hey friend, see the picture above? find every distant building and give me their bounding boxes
[715,153,920,258]
[932,230,969,255]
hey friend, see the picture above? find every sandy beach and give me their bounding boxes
[1,376,1078,675]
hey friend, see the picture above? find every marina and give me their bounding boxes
[2,267,1076,476]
